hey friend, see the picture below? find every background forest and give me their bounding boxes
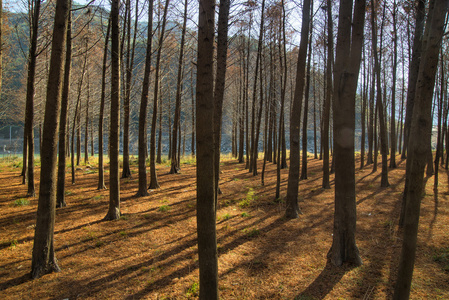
[0,0,448,299]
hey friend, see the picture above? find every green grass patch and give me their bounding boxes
[13,198,30,207]
[243,227,260,238]
[159,205,171,212]
[241,212,250,217]
[185,281,199,298]
[217,213,231,221]
[238,188,257,208]
[433,247,449,272]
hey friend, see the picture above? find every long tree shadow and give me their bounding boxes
[296,259,355,299]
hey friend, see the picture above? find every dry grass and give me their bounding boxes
[0,154,448,299]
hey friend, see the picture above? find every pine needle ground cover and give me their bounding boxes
[0,154,448,299]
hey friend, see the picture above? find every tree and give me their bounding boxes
[149,0,170,189]
[31,0,70,278]
[213,0,231,197]
[196,0,218,297]
[300,0,313,180]
[401,0,426,159]
[322,0,333,189]
[170,0,188,174]
[137,0,154,197]
[24,0,42,197]
[104,0,121,221]
[56,4,72,208]
[251,0,265,176]
[329,0,366,267]
[389,0,398,169]
[98,17,110,191]
[285,0,310,218]
[371,0,389,188]
[394,1,448,298]
[122,0,139,179]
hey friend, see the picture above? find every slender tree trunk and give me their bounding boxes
[371,1,389,187]
[360,47,367,169]
[104,0,121,221]
[137,1,153,197]
[56,8,72,208]
[251,0,265,177]
[31,0,69,279]
[322,0,333,189]
[98,18,110,191]
[24,0,41,197]
[330,0,365,267]
[394,1,448,297]
[122,0,138,178]
[213,0,231,198]
[389,0,398,169]
[285,0,309,218]
[196,0,218,297]
[170,0,188,174]
[402,0,426,159]
[84,74,90,165]
[300,7,313,180]
[275,0,288,200]
[149,0,169,189]
[191,65,195,157]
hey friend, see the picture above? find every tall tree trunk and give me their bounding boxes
[360,47,367,169]
[24,0,41,197]
[275,0,288,200]
[213,0,231,198]
[371,0,389,187]
[31,0,69,278]
[322,0,333,189]
[170,0,188,174]
[389,0,398,168]
[367,54,374,165]
[149,0,170,189]
[285,0,310,218]
[84,74,90,165]
[301,5,313,180]
[251,0,265,177]
[136,0,153,197]
[196,0,218,298]
[122,0,139,178]
[330,0,365,267]
[401,0,426,159]
[104,0,121,221]
[98,18,110,191]
[56,8,72,208]
[394,1,448,297]
[191,65,195,157]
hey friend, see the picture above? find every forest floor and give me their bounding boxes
[0,153,448,299]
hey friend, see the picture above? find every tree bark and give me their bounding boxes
[389,0,398,169]
[149,0,170,189]
[330,0,365,267]
[196,0,218,298]
[136,0,153,197]
[401,0,426,159]
[170,0,188,174]
[213,0,231,198]
[371,0,389,187]
[98,17,110,191]
[31,0,69,279]
[285,0,310,218]
[394,1,448,297]
[56,8,72,208]
[322,0,333,189]
[24,0,41,197]
[104,0,121,221]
